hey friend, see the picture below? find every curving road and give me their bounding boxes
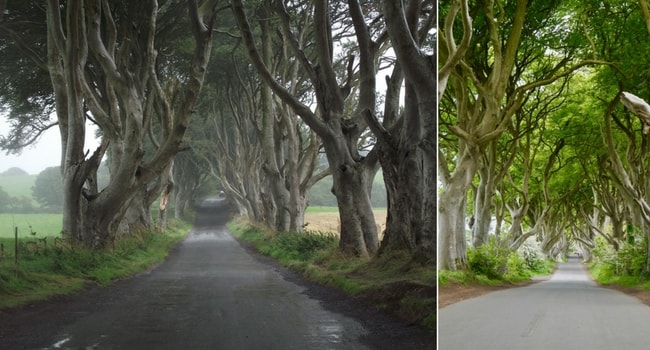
[0,199,434,349]
[439,256,650,349]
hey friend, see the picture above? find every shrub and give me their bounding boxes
[520,241,546,272]
[591,233,650,281]
[504,252,531,281]
[467,237,510,279]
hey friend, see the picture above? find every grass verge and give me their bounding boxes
[438,258,556,287]
[0,220,191,311]
[588,263,650,289]
[227,218,435,329]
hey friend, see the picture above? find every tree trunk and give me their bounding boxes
[47,1,218,247]
[232,0,380,256]
[438,152,477,270]
[329,151,378,257]
[377,142,421,252]
[367,0,436,261]
[159,179,174,229]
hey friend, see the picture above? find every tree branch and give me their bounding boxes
[231,0,330,138]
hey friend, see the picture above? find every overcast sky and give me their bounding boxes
[0,118,99,175]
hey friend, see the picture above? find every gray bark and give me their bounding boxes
[232,0,380,256]
[367,0,435,262]
[46,0,218,247]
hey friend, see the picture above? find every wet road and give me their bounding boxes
[0,198,433,349]
[439,256,650,349]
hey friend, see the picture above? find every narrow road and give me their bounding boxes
[439,256,650,349]
[0,199,433,349]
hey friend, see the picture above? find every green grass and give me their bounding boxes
[0,219,191,311]
[0,214,62,238]
[587,262,650,289]
[227,219,435,329]
[438,258,556,288]
[305,206,340,213]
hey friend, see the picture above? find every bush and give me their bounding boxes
[591,233,650,281]
[520,241,546,272]
[467,237,510,279]
[468,236,543,281]
[504,252,531,281]
[613,240,647,277]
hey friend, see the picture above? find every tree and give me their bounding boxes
[364,0,435,260]
[172,150,207,219]
[2,1,223,246]
[0,187,11,213]
[32,166,63,211]
[0,2,57,153]
[41,0,221,247]
[571,0,650,270]
[438,0,603,270]
[232,0,385,256]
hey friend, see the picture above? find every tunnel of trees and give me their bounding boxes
[439,0,650,276]
[0,1,435,262]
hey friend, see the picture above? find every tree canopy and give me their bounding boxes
[439,0,650,274]
[1,1,436,264]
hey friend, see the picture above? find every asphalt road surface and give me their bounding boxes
[439,256,650,349]
[0,198,434,349]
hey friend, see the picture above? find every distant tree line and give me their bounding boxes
[0,186,34,213]
[0,165,111,214]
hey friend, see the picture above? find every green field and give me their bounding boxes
[305,206,339,213]
[0,214,62,238]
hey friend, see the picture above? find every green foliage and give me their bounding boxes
[52,246,100,277]
[590,234,649,283]
[466,236,549,282]
[468,237,510,279]
[504,252,531,281]
[437,269,474,286]
[32,166,63,211]
[591,235,613,263]
[520,241,547,272]
[0,174,37,198]
[258,231,338,262]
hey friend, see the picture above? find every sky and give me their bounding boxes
[0,118,99,175]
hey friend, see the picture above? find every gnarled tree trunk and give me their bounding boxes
[232,0,381,256]
[47,0,219,247]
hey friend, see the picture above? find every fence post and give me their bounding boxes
[14,226,18,270]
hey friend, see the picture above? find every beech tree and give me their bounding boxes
[438,0,604,269]
[41,0,221,247]
[368,0,435,260]
[172,150,207,219]
[232,0,385,256]
[0,2,57,153]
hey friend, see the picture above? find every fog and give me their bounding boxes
[0,118,99,175]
